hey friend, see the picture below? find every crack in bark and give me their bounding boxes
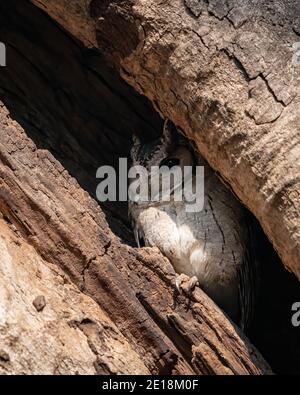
[256,73,286,107]
[293,27,300,38]
[221,48,251,81]
[191,28,210,49]
[136,292,189,374]
[207,0,236,28]
[68,318,114,375]
[81,239,112,290]
[208,197,226,255]
[183,0,203,18]
[221,49,288,125]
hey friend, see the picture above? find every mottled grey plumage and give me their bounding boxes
[129,121,258,330]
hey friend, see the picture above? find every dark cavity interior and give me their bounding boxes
[0,0,299,374]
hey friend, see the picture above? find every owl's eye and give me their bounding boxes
[159,157,180,169]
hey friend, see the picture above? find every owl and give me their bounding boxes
[129,120,258,330]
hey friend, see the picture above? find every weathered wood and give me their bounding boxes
[0,102,271,374]
[0,1,272,374]
[0,217,149,375]
[31,0,300,280]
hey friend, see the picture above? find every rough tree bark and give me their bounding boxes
[0,216,149,375]
[0,0,274,374]
[0,103,271,374]
[31,0,300,280]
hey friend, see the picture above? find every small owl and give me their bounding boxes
[129,120,258,330]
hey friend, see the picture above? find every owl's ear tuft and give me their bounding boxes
[131,133,141,161]
[162,119,175,145]
[177,128,189,146]
[132,133,141,146]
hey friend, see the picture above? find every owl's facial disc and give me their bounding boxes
[159,147,194,170]
[159,157,180,168]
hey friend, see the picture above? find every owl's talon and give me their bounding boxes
[175,274,199,295]
[187,276,199,294]
[175,274,185,293]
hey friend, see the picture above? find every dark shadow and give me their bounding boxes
[0,0,162,245]
[248,221,300,375]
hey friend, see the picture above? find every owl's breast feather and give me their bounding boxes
[133,205,199,276]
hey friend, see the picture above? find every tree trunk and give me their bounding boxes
[32,0,300,280]
[1,0,299,374]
